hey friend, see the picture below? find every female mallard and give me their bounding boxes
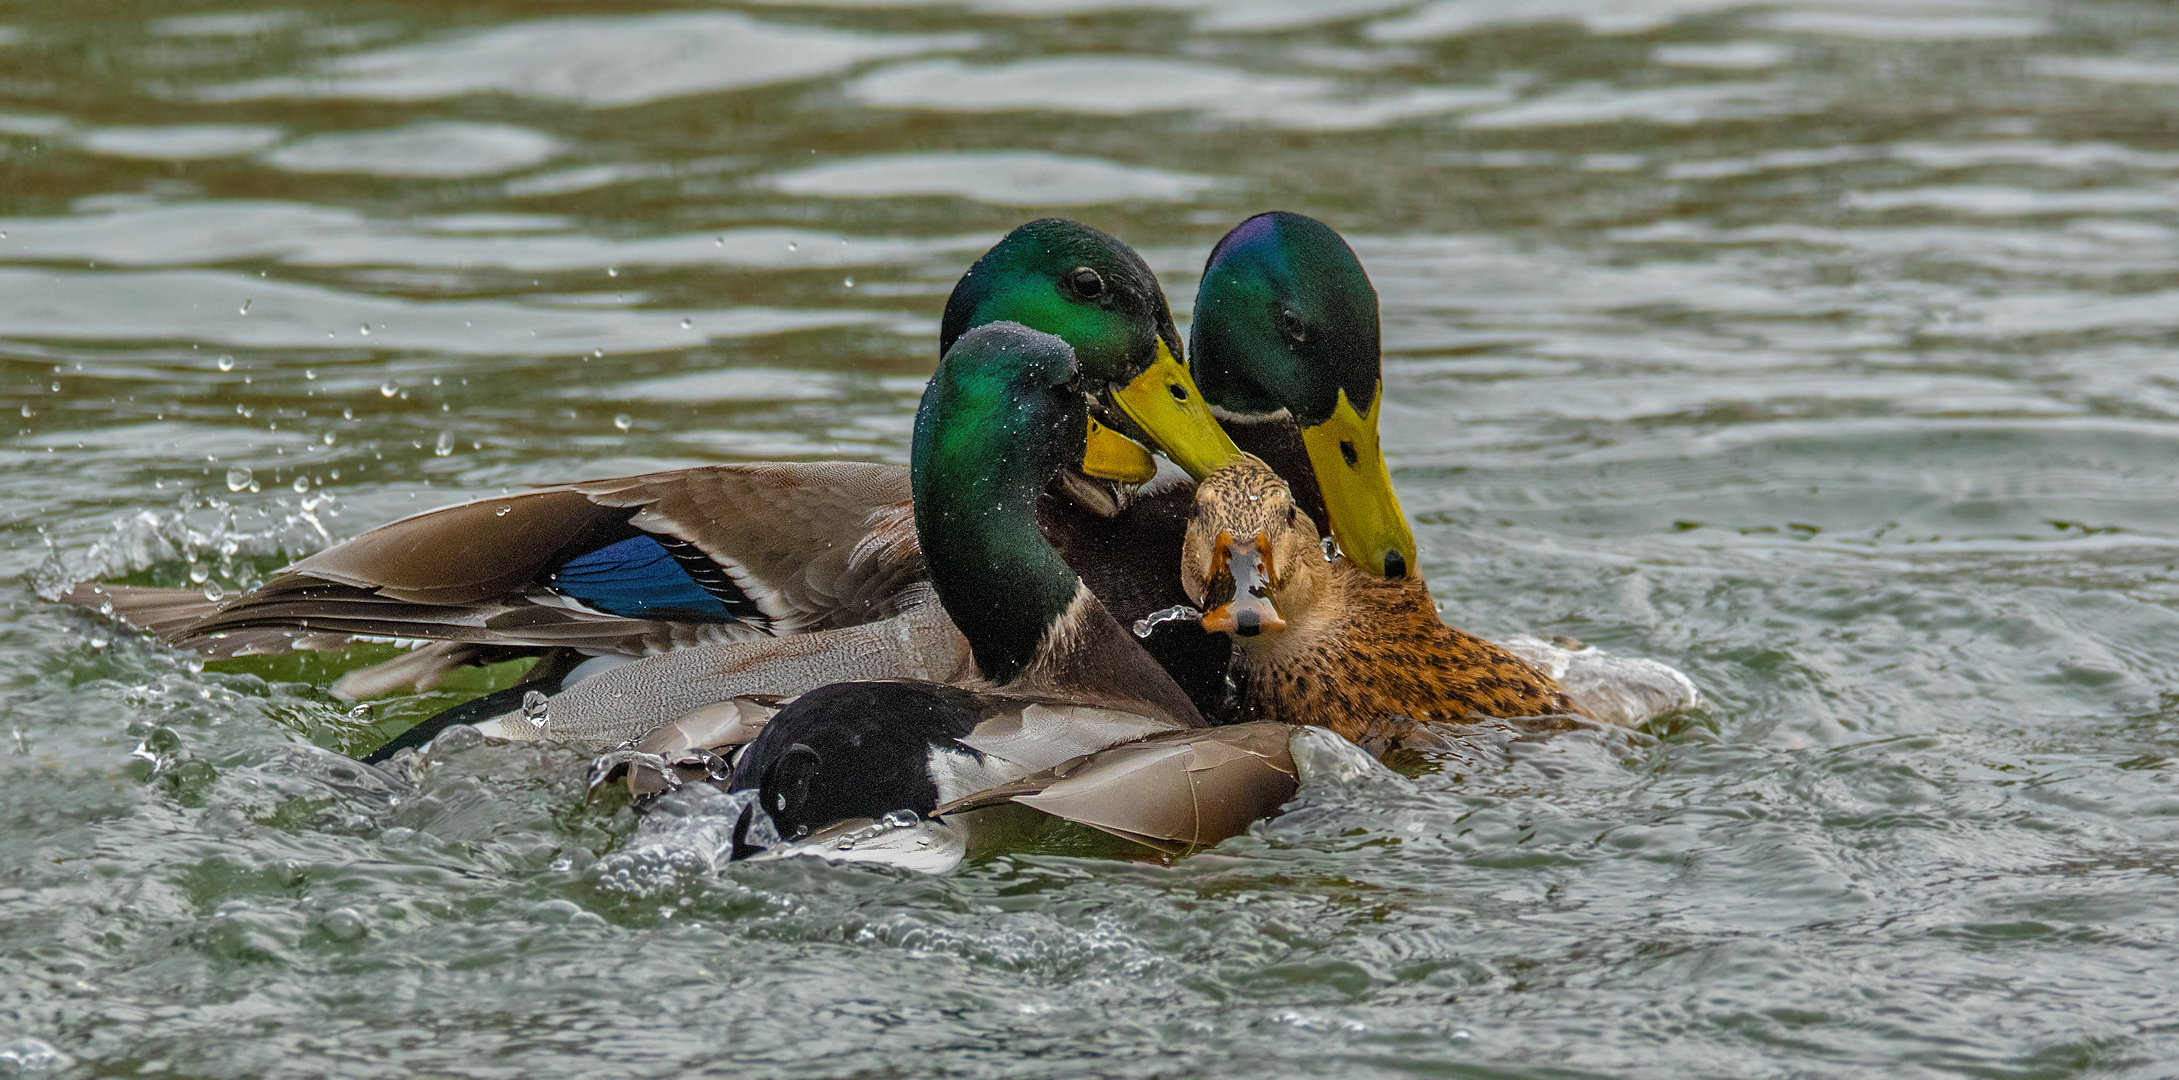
[1180,456,1700,743]
[619,323,1297,857]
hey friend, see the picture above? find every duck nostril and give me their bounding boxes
[1234,608,1262,637]
[1383,550,1406,579]
[1167,383,1188,401]
[1339,440,1357,467]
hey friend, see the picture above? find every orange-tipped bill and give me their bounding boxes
[1198,529,1286,638]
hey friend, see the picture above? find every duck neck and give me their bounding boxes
[912,372,1085,686]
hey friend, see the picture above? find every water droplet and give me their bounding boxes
[358,324,370,337]
[304,369,317,380]
[434,431,454,457]
[1133,604,1203,639]
[0,1037,71,1074]
[880,809,919,829]
[1450,1029,1472,1046]
[319,907,368,942]
[680,318,692,329]
[380,380,398,397]
[787,241,798,251]
[842,276,855,288]
[322,432,336,446]
[613,414,632,431]
[521,690,551,729]
[188,562,209,585]
[225,466,253,492]
[714,236,725,246]
[17,405,29,418]
[202,581,225,603]
[606,267,618,278]
[216,355,235,372]
[1321,536,1340,561]
[592,349,603,359]
[292,475,310,493]
[494,505,512,517]
[239,299,252,315]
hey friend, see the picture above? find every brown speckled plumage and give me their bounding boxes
[1184,457,1583,744]
[1231,570,1578,742]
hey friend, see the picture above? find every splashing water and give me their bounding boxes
[1133,604,1202,638]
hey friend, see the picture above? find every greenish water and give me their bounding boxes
[7,1,2179,1076]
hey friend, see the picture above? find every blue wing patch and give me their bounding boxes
[547,534,761,624]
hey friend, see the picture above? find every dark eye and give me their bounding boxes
[1278,308,1308,343]
[1066,267,1105,299]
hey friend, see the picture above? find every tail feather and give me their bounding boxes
[58,583,224,640]
[332,641,519,700]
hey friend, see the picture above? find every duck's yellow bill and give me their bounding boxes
[1110,340,1244,481]
[1298,385,1418,579]
[1082,416,1158,484]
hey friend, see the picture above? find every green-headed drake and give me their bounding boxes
[63,221,1232,677]
[599,323,1298,865]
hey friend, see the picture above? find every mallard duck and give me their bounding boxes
[60,213,1419,750]
[61,221,1237,685]
[600,322,1298,856]
[1180,455,1700,743]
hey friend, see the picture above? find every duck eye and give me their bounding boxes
[1066,267,1106,299]
[1278,308,1308,343]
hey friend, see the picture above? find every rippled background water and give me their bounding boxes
[6,1,2179,1076]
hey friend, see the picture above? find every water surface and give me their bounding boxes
[6,1,2179,1076]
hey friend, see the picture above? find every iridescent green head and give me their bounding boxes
[1189,211,1416,580]
[941,219,1242,481]
[912,322,1087,684]
[1191,211,1380,426]
[942,218,1178,388]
